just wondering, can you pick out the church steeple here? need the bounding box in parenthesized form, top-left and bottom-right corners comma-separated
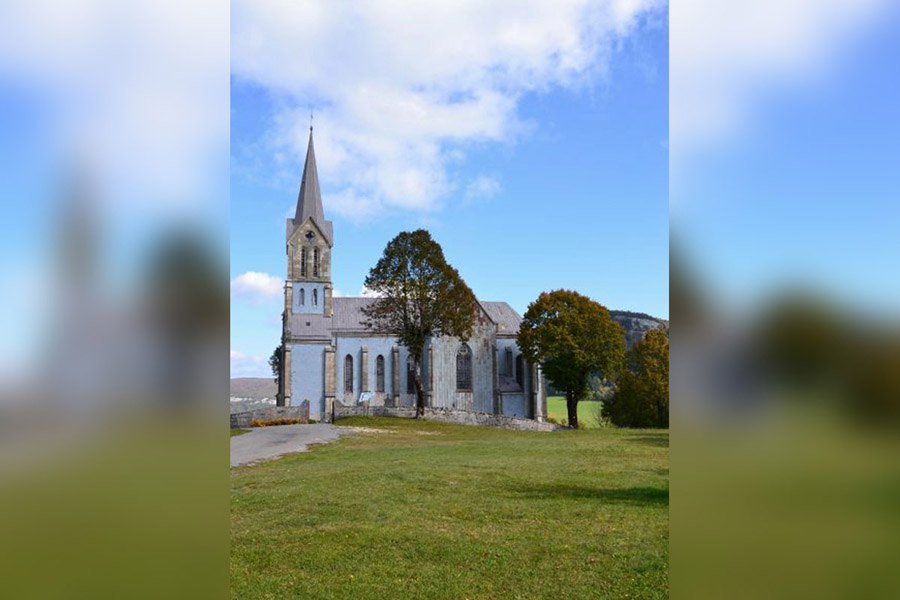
(291, 126, 333, 245)
(285, 124, 334, 321)
(295, 127, 323, 222)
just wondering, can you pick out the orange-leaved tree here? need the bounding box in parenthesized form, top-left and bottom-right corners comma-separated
(518, 290, 625, 428)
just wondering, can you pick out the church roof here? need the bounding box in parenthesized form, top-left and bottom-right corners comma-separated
(332, 297, 376, 331)
(287, 297, 523, 341)
(480, 301, 523, 336)
(288, 128, 333, 245)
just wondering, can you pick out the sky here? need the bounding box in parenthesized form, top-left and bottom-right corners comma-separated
(670, 0, 900, 316)
(1, 1, 894, 381)
(230, 1, 670, 377)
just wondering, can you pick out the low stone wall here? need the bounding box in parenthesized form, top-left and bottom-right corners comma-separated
(331, 403, 559, 432)
(230, 406, 307, 429)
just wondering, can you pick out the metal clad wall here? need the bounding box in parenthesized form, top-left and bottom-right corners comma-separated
(430, 314, 495, 413)
(290, 343, 326, 419)
(335, 336, 399, 405)
(292, 282, 327, 315)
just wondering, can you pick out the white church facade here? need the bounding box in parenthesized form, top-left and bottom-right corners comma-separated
(279, 128, 547, 423)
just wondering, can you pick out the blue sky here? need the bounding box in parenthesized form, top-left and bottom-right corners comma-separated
(230, 3, 668, 376)
(671, 1, 900, 316)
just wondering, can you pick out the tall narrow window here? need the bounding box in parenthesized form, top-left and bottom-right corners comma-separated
(313, 289, 318, 306)
(344, 354, 353, 394)
(376, 355, 385, 393)
(313, 247, 320, 277)
(406, 355, 416, 393)
(299, 288, 305, 306)
(300, 248, 307, 277)
(515, 355, 524, 388)
(456, 343, 472, 391)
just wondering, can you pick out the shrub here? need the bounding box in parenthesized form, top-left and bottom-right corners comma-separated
(250, 418, 308, 427)
(603, 329, 668, 428)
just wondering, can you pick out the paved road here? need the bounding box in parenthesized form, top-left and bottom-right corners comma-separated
(230, 424, 349, 467)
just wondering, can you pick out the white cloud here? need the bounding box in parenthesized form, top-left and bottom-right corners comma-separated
(464, 175, 502, 202)
(232, 0, 665, 218)
(231, 271, 283, 302)
(671, 0, 892, 158)
(359, 286, 384, 298)
(0, 0, 229, 215)
(230, 349, 268, 377)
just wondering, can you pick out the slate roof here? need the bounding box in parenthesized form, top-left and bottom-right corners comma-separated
(286, 297, 376, 340)
(286, 313, 333, 340)
(332, 297, 376, 331)
(480, 301, 523, 336)
(286, 298, 524, 340)
(287, 128, 333, 245)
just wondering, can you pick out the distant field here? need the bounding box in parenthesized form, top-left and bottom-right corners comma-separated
(231, 416, 668, 599)
(547, 396, 603, 428)
(230, 377, 276, 399)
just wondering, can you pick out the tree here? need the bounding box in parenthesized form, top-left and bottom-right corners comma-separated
(518, 290, 625, 428)
(269, 343, 283, 405)
(362, 230, 477, 417)
(603, 328, 669, 427)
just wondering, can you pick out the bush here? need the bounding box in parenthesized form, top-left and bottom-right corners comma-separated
(250, 418, 308, 427)
(603, 329, 668, 428)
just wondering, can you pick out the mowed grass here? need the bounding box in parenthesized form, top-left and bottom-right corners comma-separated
(230, 429, 250, 437)
(231, 417, 668, 599)
(547, 396, 603, 428)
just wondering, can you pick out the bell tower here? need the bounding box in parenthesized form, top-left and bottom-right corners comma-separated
(280, 126, 334, 406)
(285, 126, 334, 317)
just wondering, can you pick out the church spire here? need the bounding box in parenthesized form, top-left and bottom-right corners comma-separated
(294, 126, 325, 226)
(290, 125, 332, 245)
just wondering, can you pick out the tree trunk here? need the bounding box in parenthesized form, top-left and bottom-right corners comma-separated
(413, 359, 426, 419)
(566, 391, 579, 429)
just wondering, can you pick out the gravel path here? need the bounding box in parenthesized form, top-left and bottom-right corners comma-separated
(230, 424, 351, 467)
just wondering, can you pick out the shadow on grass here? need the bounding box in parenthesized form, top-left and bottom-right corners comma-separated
(625, 433, 669, 448)
(511, 484, 669, 506)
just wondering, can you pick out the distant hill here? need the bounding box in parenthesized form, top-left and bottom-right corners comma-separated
(609, 310, 669, 349)
(231, 377, 277, 399)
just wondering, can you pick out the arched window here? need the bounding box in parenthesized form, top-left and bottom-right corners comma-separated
(406, 355, 416, 393)
(456, 343, 472, 391)
(299, 288, 305, 306)
(313, 247, 320, 277)
(300, 248, 308, 277)
(515, 355, 524, 388)
(313, 289, 318, 306)
(344, 354, 353, 394)
(376, 355, 385, 393)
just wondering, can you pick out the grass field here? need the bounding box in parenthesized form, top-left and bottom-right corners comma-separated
(547, 396, 603, 427)
(230, 429, 250, 437)
(231, 417, 668, 599)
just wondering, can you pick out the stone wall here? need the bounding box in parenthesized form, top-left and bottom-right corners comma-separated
(330, 403, 559, 432)
(230, 406, 309, 429)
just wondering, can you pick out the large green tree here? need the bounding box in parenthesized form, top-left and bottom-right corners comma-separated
(362, 230, 476, 417)
(603, 328, 669, 427)
(518, 290, 625, 428)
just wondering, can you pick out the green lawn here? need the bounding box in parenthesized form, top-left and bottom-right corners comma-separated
(547, 396, 603, 428)
(230, 429, 250, 437)
(231, 417, 668, 599)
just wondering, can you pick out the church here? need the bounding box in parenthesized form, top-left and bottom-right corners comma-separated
(279, 128, 547, 423)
